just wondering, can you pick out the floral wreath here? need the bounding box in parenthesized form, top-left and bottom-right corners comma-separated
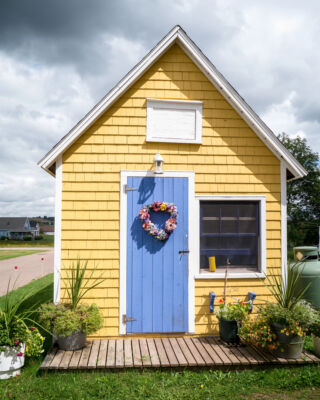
(138, 201, 178, 241)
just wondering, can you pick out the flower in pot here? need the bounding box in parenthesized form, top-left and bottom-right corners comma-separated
(216, 300, 250, 344)
(38, 259, 104, 351)
(239, 263, 315, 359)
(239, 301, 315, 358)
(0, 281, 45, 379)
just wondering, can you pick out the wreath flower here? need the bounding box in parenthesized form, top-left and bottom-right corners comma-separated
(138, 202, 178, 241)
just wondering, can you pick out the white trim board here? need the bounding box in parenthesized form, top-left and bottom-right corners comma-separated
(53, 157, 62, 303)
(38, 25, 306, 180)
(281, 161, 288, 283)
(194, 195, 266, 280)
(119, 170, 196, 335)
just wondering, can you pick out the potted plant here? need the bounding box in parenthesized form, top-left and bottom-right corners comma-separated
(239, 263, 315, 359)
(216, 300, 250, 344)
(38, 259, 104, 351)
(0, 281, 45, 379)
(240, 301, 315, 358)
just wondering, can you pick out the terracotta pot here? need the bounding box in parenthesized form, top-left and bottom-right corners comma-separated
(57, 330, 86, 351)
(219, 318, 240, 344)
(0, 344, 25, 380)
(271, 322, 304, 359)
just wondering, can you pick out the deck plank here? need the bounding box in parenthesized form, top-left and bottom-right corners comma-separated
(139, 339, 152, 366)
(115, 339, 124, 368)
(191, 337, 214, 365)
(59, 350, 73, 369)
(236, 346, 259, 365)
(97, 340, 108, 368)
(106, 339, 116, 368)
(40, 347, 58, 370)
(303, 351, 319, 363)
(124, 339, 133, 367)
(197, 337, 224, 365)
(183, 338, 205, 365)
(78, 342, 93, 369)
(162, 338, 179, 366)
(132, 339, 143, 367)
(243, 345, 267, 364)
(88, 340, 100, 368)
(154, 338, 170, 367)
(176, 338, 197, 366)
(49, 349, 65, 370)
(146, 338, 161, 367)
(212, 338, 240, 364)
(170, 338, 188, 366)
(69, 348, 83, 369)
(227, 346, 251, 365)
(205, 337, 232, 365)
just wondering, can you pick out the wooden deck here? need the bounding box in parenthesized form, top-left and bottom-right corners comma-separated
(40, 337, 320, 371)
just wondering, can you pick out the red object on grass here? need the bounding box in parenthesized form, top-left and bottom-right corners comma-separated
(14, 266, 18, 270)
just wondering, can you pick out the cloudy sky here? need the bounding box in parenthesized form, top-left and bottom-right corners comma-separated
(0, 0, 319, 217)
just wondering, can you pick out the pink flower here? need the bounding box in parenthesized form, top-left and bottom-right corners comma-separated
(152, 201, 161, 212)
(17, 352, 23, 357)
(41, 257, 44, 261)
(165, 218, 177, 232)
(14, 266, 18, 270)
(138, 210, 150, 221)
(15, 340, 20, 345)
(142, 221, 152, 231)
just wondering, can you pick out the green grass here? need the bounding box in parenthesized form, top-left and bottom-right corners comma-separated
(1, 363, 320, 399)
(0, 235, 54, 247)
(0, 249, 46, 261)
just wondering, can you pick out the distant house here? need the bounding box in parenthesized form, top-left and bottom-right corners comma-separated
(29, 220, 40, 237)
(0, 217, 36, 240)
(41, 225, 54, 236)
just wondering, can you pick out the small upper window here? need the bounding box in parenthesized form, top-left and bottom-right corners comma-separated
(146, 99, 202, 144)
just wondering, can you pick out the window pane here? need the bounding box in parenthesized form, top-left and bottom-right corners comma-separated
(220, 204, 237, 233)
(201, 203, 219, 233)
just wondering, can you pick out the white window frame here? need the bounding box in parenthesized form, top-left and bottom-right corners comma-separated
(146, 98, 202, 144)
(193, 195, 266, 279)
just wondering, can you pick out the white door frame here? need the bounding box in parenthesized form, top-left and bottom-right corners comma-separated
(119, 170, 196, 335)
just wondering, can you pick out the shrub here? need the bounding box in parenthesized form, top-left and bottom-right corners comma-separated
(215, 300, 250, 322)
(38, 303, 103, 337)
(23, 236, 32, 241)
(0, 236, 7, 240)
(35, 235, 43, 240)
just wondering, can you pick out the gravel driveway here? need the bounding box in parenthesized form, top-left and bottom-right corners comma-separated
(0, 249, 54, 295)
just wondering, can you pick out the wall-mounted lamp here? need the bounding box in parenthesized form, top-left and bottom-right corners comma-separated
(153, 151, 164, 174)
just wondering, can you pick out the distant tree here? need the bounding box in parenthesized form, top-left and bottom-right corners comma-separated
(278, 133, 320, 248)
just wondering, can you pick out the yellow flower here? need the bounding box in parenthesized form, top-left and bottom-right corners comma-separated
(200, 385, 204, 389)
(160, 204, 166, 211)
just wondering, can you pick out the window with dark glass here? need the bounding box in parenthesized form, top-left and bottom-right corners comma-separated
(200, 201, 260, 270)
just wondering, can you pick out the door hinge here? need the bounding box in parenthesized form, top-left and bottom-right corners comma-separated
(122, 314, 136, 324)
(124, 184, 138, 193)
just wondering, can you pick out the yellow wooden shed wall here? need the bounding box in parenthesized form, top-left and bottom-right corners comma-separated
(60, 44, 281, 338)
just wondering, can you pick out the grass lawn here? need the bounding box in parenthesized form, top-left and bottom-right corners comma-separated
(0, 249, 47, 261)
(0, 235, 54, 248)
(1, 363, 320, 399)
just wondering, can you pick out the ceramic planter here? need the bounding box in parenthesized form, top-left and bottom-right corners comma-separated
(271, 322, 304, 359)
(313, 335, 320, 358)
(219, 318, 240, 344)
(0, 344, 25, 380)
(57, 330, 86, 351)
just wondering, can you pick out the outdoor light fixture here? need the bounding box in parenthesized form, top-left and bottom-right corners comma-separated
(153, 152, 164, 174)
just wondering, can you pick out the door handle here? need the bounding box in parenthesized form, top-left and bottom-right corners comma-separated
(179, 250, 190, 255)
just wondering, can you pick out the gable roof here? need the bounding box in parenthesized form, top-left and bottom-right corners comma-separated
(0, 217, 29, 232)
(38, 25, 307, 180)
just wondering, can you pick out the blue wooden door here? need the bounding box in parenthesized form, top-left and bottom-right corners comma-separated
(126, 176, 189, 333)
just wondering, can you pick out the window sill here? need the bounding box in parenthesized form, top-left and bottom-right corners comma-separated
(195, 268, 265, 279)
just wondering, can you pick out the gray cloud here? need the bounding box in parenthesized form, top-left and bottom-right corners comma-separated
(0, 0, 319, 216)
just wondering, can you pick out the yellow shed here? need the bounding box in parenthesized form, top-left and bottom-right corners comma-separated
(39, 26, 306, 339)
